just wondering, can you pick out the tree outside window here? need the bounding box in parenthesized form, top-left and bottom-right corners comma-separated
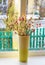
(3, 0, 6, 4)
(0, 0, 8, 15)
(0, 0, 2, 4)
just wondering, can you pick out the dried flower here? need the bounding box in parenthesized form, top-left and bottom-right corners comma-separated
(5, 16, 35, 36)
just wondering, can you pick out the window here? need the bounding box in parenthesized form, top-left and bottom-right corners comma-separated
(26, 0, 40, 19)
(3, 0, 6, 4)
(26, 0, 39, 14)
(0, 31, 12, 51)
(0, 0, 2, 4)
(0, 0, 8, 15)
(0, 31, 12, 50)
(0, 0, 13, 51)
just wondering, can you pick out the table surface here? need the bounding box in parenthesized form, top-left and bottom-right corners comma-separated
(0, 56, 45, 65)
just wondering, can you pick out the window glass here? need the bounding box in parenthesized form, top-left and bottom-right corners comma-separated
(0, 6, 3, 15)
(26, 0, 39, 14)
(0, 0, 8, 15)
(3, 0, 6, 5)
(26, 0, 40, 19)
(0, 0, 2, 4)
(2, 6, 7, 15)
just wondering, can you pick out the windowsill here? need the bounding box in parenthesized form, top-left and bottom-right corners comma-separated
(0, 51, 45, 58)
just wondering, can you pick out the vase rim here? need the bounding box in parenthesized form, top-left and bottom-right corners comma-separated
(19, 35, 29, 36)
